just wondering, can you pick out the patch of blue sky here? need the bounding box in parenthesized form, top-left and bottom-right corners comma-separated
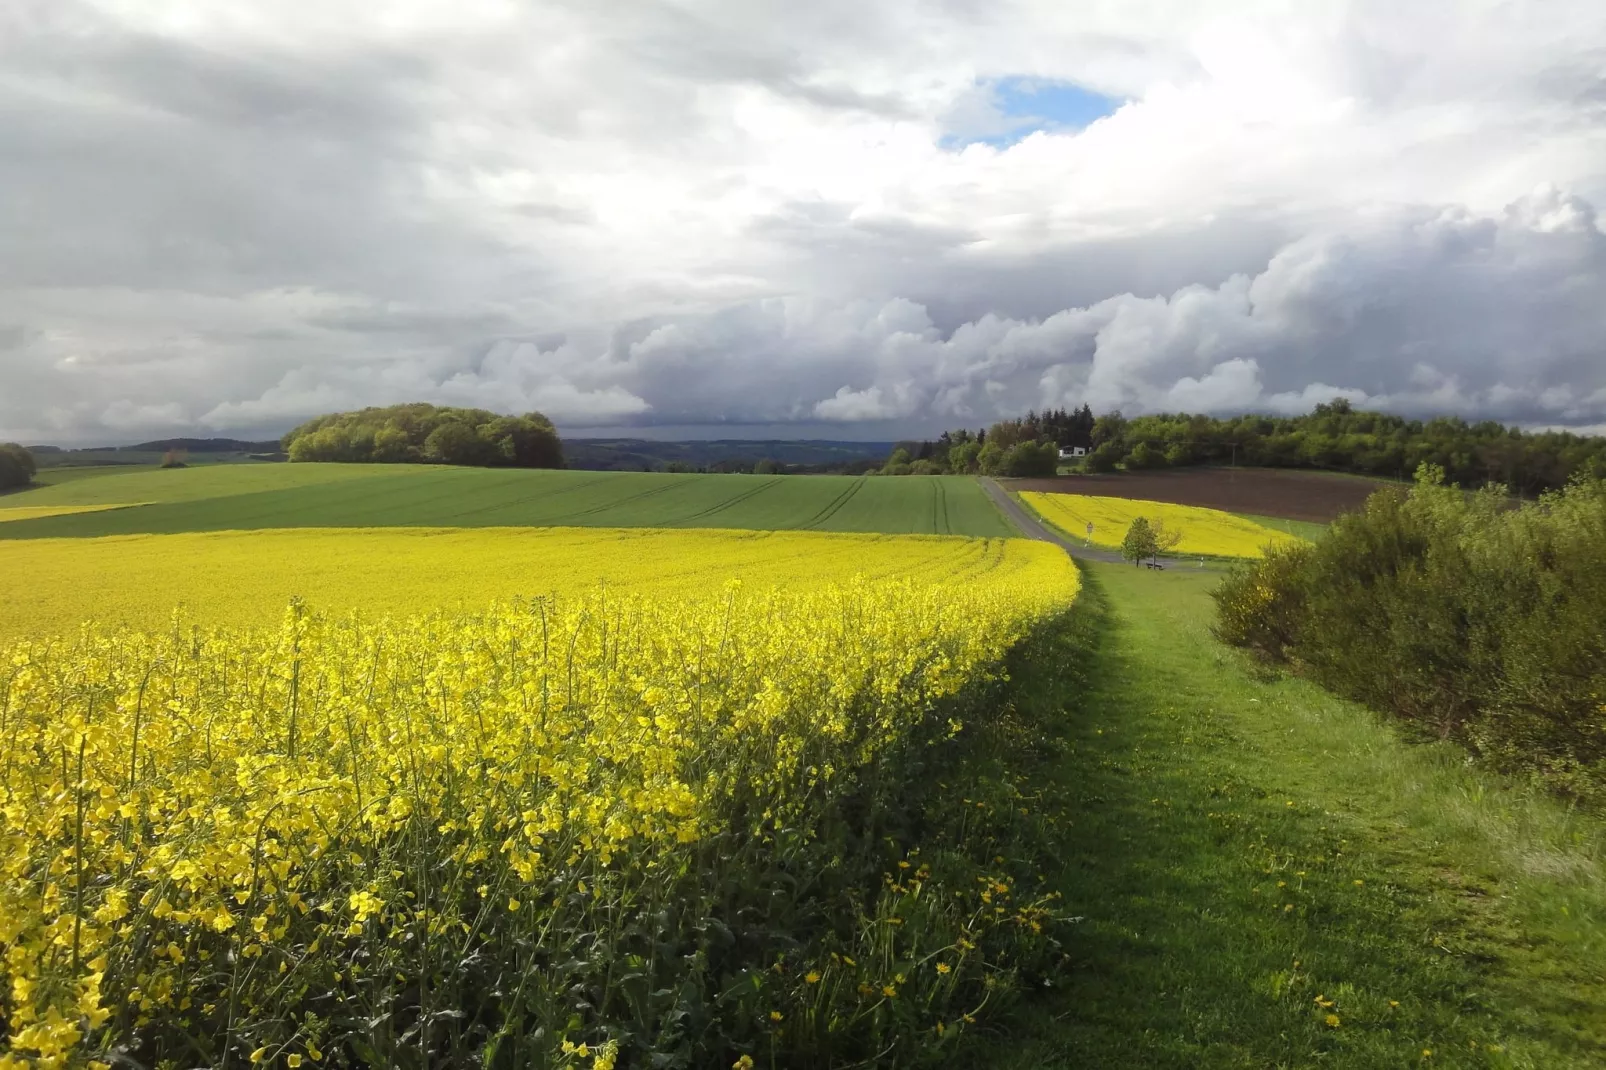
(943, 76, 1122, 150)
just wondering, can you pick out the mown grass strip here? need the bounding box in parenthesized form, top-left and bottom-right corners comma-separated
(986, 563, 1605, 1068)
(1227, 511, 1330, 542)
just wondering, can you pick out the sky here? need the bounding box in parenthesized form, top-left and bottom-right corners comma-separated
(2, 0, 1604, 445)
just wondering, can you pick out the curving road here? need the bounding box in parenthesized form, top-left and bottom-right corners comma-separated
(979, 477, 1127, 564)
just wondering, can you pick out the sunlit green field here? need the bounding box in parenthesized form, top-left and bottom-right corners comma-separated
(0, 464, 1013, 538)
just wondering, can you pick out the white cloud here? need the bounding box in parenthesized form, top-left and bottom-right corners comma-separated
(1, 0, 1605, 443)
(101, 400, 188, 431)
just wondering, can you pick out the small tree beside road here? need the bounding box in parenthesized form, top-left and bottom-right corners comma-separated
(1121, 517, 1158, 565)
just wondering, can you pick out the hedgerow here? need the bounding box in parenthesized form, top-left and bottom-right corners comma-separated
(1213, 466, 1606, 803)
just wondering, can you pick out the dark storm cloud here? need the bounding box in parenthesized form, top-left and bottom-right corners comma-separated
(0, 0, 1604, 444)
(0, 5, 526, 307)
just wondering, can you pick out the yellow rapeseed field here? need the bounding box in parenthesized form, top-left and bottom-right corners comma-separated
(1021, 491, 1307, 558)
(0, 527, 1078, 1067)
(0, 526, 1046, 639)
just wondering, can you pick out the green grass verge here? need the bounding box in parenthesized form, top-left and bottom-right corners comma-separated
(984, 562, 1606, 1068)
(0, 464, 1016, 538)
(1230, 512, 1330, 541)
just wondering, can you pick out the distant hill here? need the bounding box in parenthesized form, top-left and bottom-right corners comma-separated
(565, 438, 894, 472)
(28, 440, 285, 469)
(19, 437, 892, 473)
(128, 437, 283, 453)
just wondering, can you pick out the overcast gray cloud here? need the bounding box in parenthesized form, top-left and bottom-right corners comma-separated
(1, 0, 1604, 444)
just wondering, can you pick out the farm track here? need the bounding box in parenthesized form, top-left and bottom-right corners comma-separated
(981, 478, 1126, 564)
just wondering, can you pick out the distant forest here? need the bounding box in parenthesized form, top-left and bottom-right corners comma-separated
(282, 404, 563, 468)
(563, 438, 891, 474)
(892, 400, 1606, 493)
(13, 400, 1603, 490)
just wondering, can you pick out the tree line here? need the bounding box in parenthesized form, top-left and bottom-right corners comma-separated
(0, 443, 36, 490)
(876, 406, 1098, 478)
(282, 404, 564, 468)
(882, 399, 1605, 493)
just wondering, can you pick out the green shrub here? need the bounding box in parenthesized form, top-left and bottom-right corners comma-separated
(1122, 442, 1166, 470)
(1213, 466, 1606, 802)
(0, 443, 37, 489)
(1001, 441, 1059, 477)
(1082, 443, 1121, 473)
(1211, 541, 1313, 660)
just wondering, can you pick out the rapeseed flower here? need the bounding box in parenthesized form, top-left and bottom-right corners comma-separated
(0, 548, 1078, 1066)
(1021, 492, 1305, 558)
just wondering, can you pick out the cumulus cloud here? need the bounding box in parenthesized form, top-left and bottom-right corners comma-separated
(788, 188, 1606, 427)
(1, 0, 1604, 443)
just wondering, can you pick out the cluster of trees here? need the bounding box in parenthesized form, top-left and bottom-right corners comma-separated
(881, 409, 1097, 478)
(282, 404, 563, 468)
(0, 443, 36, 490)
(876, 400, 1605, 494)
(876, 406, 1092, 477)
(1214, 467, 1606, 804)
(1079, 400, 1606, 493)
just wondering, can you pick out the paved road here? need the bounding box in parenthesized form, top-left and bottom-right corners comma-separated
(979, 477, 1127, 564)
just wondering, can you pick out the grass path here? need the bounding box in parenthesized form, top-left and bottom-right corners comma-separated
(985, 562, 1606, 1068)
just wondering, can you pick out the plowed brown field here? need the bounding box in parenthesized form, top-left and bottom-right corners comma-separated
(1003, 467, 1392, 522)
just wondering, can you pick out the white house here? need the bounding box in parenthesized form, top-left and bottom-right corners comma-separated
(1058, 446, 1088, 460)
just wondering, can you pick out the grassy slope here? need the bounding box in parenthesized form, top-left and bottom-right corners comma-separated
(986, 563, 1605, 1069)
(11, 462, 401, 505)
(0, 464, 1015, 538)
(1230, 512, 1330, 542)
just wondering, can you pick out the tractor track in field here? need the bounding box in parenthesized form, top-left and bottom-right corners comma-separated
(557, 478, 689, 521)
(801, 477, 865, 530)
(438, 473, 628, 521)
(673, 477, 785, 524)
